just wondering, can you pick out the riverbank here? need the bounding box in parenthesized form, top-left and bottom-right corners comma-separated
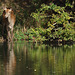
(0, 36, 74, 46)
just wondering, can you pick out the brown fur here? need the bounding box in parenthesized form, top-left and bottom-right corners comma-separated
(2, 8, 16, 42)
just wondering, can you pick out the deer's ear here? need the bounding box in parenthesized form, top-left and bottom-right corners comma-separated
(9, 8, 12, 12)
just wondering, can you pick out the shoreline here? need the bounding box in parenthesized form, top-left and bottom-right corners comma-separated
(0, 37, 75, 46)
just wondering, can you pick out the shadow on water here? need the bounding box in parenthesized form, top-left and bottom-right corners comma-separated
(0, 41, 75, 75)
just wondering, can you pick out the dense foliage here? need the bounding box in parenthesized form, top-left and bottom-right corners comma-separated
(30, 3, 75, 41)
(0, 0, 75, 42)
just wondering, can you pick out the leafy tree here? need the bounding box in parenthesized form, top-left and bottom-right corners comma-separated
(31, 3, 75, 41)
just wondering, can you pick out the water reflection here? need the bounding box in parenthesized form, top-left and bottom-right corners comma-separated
(0, 42, 75, 75)
(0, 42, 16, 75)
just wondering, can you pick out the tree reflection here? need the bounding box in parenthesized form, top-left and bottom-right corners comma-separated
(14, 42, 75, 75)
(0, 42, 75, 75)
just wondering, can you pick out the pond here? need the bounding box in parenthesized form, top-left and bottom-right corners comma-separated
(0, 41, 75, 75)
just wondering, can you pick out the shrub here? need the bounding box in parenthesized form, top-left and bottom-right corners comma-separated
(31, 3, 75, 41)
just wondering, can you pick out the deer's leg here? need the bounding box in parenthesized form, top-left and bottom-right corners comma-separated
(7, 26, 11, 42)
(11, 27, 13, 42)
(2, 24, 6, 41)
(8, 31, 11, 42)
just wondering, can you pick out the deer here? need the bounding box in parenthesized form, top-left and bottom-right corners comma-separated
(2, 7, 16, 42)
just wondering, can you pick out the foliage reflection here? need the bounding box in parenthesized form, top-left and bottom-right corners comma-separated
(0, 42, 75, 75)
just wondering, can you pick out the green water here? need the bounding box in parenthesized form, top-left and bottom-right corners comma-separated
(0, 42, 75, 75)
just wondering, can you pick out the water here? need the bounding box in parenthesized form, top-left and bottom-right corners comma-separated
(0, 41, 75, 75)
